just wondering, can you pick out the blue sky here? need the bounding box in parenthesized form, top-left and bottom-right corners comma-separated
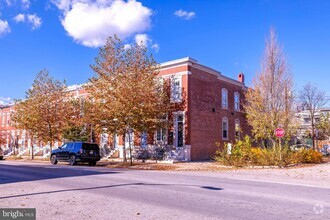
(0, 0, 329, 104)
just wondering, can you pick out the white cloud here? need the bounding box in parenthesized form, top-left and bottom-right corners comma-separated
(174, 9, 195, 20)
(52, 0, 153, 48)
(124, 44, 132, 50)
(21, 0, 30, 9)
(13, 13, 42, 30)
(4, 0, 30, 9)
(0, 97, 12, 105)
(14, 13, 25, 23)
(134, 33, 159, 52)
(151, 43, 160, 52)
(135, 33, 150, 47)
(27, 14, 42, 30)
(5, 0, 12, 7)
(0, 19, 11, 36)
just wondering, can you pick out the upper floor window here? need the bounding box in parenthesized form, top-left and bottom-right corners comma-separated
(1, 114, 4, 127)
(7, 113, 10, 126)
(171, 76, 182, 102)
(234, 92, 240, 111)
(222, 117, 228, 140)
(222, 88, 228, 109)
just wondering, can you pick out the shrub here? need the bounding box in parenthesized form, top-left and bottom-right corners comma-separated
(214, 136, 323, 167)
(301, 149, 323, 163)
(214, 136, 253, 166)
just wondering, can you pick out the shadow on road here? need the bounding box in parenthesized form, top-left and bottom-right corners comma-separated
(201, 186, 223, 190)
(0, 182, 223, 200)
(0, 163, 120, 185)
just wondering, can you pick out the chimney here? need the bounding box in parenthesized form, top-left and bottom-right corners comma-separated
(238, 73, 245, 83)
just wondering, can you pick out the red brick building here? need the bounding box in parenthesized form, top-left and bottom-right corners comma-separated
(158, 57, 248, 160)
(0, 57, 249, 161)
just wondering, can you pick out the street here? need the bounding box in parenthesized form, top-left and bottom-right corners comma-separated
(0, 161, 329, 220)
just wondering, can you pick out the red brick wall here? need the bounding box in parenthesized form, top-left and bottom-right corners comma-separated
(159, 66, 191, 146)
(188, 66, 249, 160)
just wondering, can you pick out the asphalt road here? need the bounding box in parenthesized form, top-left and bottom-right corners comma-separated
(0, 161, 329, 220)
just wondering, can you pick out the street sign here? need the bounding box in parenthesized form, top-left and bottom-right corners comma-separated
(275, 128, 285, 138)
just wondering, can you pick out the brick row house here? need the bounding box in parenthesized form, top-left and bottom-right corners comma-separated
(158, 57, 248, 160)
(0, 57, 249, 161)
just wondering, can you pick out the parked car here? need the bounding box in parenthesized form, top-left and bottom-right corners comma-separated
(320, 144, 330, 156)
(50, 142, 101, 166)
(0, 147, 3, 160)
(289, 144, 312, 151)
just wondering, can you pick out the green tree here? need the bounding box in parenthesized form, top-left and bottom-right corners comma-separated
(244, 28, 296, 147)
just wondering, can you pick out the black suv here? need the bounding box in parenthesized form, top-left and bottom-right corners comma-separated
(0, 147, 3, 160)
(50, 142, 101, 166)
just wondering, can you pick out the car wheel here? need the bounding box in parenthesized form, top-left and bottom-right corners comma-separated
(50, 155, 58, 165)
(69, 155, 76, 166)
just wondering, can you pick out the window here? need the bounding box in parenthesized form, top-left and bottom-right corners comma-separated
(60, 143, 68, 149)
(171, 77, 182, 102)
(175, 114, 184, 148)
(156, 127, 167, 143)
(222, 88, 228, 109)
(1, 114, 4, 127)
(66, 143, 74, 150)
(303, 117, 311, 123)
(141, 132, 148, 148)
(234, 92, 240, 111)
(222, 117, 228, 140)
(113, 132, 118, 149)
(235, 119, 240, 140)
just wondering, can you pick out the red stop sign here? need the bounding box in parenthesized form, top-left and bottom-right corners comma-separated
(275, 128, 285, 137)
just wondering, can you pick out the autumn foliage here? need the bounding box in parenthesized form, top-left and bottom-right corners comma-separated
(244, 28, 296, 146)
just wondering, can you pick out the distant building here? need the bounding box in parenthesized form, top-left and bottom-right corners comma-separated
(294, 107, 330, 146)
(0, 57, 250, 161)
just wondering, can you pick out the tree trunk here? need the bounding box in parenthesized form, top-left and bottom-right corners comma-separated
(31, 135, 34, 160)
(122, 132, 127, 163)
(50, 140, 53, 156)
(128, 129, 133, 166)
(311, 118, 315, 151)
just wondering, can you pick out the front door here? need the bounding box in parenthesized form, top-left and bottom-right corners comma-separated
(174, 114, 184, 149)
(125, 131, 134, 149)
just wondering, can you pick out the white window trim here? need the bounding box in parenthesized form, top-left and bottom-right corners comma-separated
(222, 88, 228, 109)
(222, 117, 229, 140)
(234, 92, 240, 111)
(155, 127, 167, 143)
(171, 76, 182, 103)
(173, 111, 185, 149)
